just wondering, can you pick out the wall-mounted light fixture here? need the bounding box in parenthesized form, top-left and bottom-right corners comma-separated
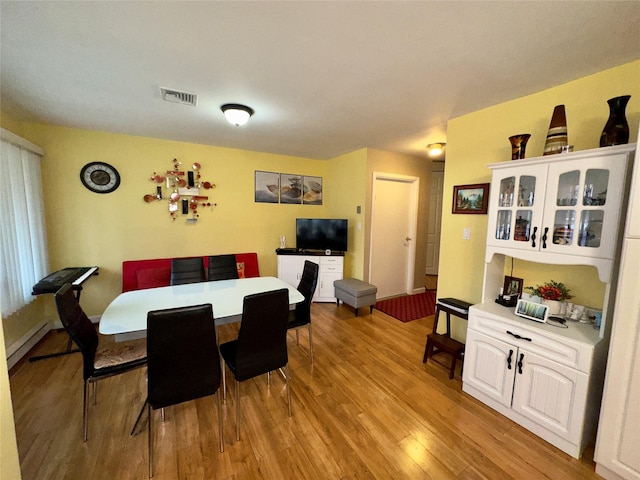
(221, 104, 254, 126)
(427, 142, 446, 157)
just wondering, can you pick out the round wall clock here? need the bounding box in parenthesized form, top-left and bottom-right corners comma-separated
(80, 162, 121, 194)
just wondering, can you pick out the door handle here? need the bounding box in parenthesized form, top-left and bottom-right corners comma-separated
(542, 227, 549, 249)
(507, 349, 514, 370)
(517, 353, 524, 374)
(531, 226, 538, 248)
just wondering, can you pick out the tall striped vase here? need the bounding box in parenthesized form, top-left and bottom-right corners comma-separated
(543, 104, 568, 156)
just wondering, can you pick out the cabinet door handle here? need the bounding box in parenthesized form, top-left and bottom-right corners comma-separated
(531, 226, 538, 248)
(507, 349, 514, 370)
(542, 227, 549, 249)
(506, 330, 532, 342)
(517, 353, 524, 374)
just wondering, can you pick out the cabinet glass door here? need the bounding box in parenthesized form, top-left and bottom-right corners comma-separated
(487, 169, 545, 251)
(544, 155, 627, 259)
(578, 169, 608, 248)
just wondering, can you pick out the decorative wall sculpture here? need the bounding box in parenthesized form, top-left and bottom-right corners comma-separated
(144, 158, 216, 222)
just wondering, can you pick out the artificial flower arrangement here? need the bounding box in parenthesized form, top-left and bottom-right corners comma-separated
(525, 280, 573, 301)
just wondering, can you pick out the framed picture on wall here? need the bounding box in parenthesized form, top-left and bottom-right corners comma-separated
(452, 183, 489, 214)
(280, 173, 303, 204)
(302, 176, 323, 205)
(254, 171, 279, 203)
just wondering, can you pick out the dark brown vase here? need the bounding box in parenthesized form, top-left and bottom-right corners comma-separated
(600, 95, 630, 147)
(509, 134, 531, 160)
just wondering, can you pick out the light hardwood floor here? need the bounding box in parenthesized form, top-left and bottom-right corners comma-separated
(9, 302, 601, 480)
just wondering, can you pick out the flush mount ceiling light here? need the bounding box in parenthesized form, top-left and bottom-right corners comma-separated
(427, 142, 446, 157)
(221, 104, 254, 126)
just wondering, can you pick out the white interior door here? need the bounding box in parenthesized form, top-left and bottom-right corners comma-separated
(369, 172, 418, 299)
(426, 171, 443, 275)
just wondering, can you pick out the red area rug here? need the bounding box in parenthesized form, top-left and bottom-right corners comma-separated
(374, 291, 437, 323)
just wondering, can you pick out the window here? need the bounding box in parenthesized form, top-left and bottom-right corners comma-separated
(0, 130, 49, 317)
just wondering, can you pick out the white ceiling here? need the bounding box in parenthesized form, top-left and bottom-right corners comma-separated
(1, 1, 639, 160)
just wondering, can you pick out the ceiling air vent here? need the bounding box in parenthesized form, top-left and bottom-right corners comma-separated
(160, 87, 197, 106)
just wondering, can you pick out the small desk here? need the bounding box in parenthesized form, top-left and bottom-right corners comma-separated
(99, 276, 304, 341)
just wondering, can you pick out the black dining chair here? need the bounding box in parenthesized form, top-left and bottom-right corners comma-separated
(54, 283, 147, 442)
(287, 260, 319, 362)
(207, 254, 239, 281)
(219, 288, 291, 440)
(170, 257, 206, 285)
(145, 303, 223, 478)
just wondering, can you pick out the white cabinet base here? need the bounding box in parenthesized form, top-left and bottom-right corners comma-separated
(277, 254, 344, 302)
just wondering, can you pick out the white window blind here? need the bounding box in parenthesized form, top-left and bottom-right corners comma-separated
(0, 130, 49, 316)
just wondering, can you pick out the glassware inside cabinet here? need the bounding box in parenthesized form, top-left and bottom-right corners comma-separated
(495, 210, 512, 240)
(583, 169, 609, 206)
(499, 177, 515, 207)
(514, 211, 532, 242)
(517, 176, 536, 206)
(578, 210, 604, 247)
(552, 210, 576, 245)
(557, 170, 580, 206)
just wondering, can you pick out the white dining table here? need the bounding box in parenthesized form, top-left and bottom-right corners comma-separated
(99, 276, 304, 341)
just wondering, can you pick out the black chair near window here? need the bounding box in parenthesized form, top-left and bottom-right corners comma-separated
(54, 283, 147, 442)
(207, 254, 239, 281)
(287, 260, 319, 362)
(219, 288, 291, 440)
(170, 257, 206, 286)
(145, 303, 223, 478)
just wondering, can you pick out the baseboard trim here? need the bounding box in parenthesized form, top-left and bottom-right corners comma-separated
(6, 320, 51, 370)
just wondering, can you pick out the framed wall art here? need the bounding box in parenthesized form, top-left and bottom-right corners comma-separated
(254, 171, 279, 203)
(452, 183, 489, 214)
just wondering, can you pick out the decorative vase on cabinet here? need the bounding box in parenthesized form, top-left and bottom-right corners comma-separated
(600, 95, 630, 147)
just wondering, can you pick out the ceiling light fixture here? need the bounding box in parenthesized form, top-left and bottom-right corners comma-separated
(427, 142, 446, 157)
(221, 103, 254, 126)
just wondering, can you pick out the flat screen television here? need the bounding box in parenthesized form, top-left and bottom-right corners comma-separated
(296, 218, 348, 253)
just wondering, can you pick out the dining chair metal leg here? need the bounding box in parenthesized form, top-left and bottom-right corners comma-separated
(222, 364, 227, 403)
(131, 398, 148, 435)
(235, 380, 241, 441)
(285, 364, 292, 417)
(148, 404, 153, 478)
(267, 371, 271, 386)
(92, 381, 98, 405)
(216, 392, 224, 452)
(83, 380, 89, 442)
(307, 324, 314, 363)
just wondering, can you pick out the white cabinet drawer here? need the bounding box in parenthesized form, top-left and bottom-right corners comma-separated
(319, 256, 343, 272)
(320, 256, 343, 266)
(469, 306, 594, 373)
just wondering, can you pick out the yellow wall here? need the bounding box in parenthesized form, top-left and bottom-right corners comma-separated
(18, 124, 332, 318)
(0, 313, 21, 480)
(326, 149, 369, 278)
(365, 148, 434, 290)
(439, 60, 640, 338)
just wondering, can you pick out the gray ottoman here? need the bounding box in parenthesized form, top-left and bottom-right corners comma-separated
(334, 278, 377, 317)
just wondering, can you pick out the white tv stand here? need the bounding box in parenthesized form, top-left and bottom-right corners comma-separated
(276, 251, 344, 302)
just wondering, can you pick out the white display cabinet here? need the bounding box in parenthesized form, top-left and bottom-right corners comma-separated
(464, 144, 636, 459)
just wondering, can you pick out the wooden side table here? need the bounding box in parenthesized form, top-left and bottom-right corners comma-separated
(422, 298, 471, 379)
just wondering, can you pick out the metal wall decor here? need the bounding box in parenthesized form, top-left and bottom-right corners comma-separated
(144, 158, 217, 222)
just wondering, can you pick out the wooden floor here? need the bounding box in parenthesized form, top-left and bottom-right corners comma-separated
(9, 302, 602, 480)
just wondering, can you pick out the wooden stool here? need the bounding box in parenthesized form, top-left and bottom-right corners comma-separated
(422, 298, 471, 379)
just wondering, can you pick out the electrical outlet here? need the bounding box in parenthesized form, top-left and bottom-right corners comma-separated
(463, 228, 471, 240)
